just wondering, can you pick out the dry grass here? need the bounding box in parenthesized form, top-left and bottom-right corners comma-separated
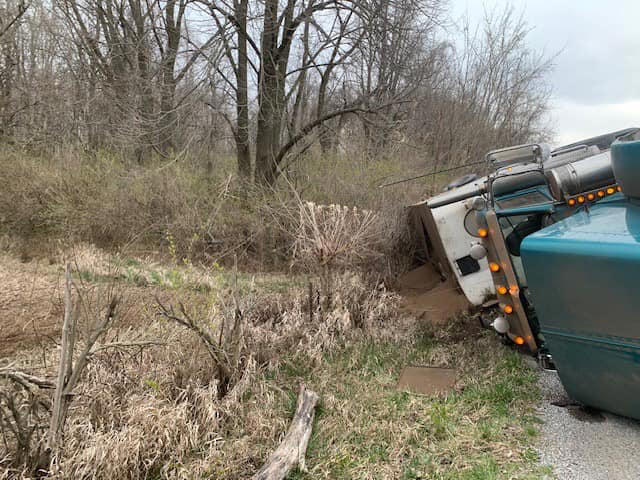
(1, 274, 549, 479)
(0, 251, 412, 479)
(256, 316, 550, 480)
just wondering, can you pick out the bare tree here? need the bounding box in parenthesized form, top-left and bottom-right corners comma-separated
(0, 0, 28, 39)
(0, 0, 552, 180)
(348, 0, 445, 156)
(404, 5, 553, 176)
(0, 0, 28, 140)
(202, 0, 445, 184)
(55, 0, 212, 158)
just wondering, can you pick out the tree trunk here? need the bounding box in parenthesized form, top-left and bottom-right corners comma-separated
(254, 0, 297, 186)
(235, 0, 251, 179)
(130, 0, 153, 162)
(254, 0, 281, 186)
(159, 0, 181, 155)
(255, 100, 282, 186)
(159, 73, 177, 154)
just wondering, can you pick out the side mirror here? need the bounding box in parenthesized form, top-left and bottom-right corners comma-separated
(487, 143, 550, 171)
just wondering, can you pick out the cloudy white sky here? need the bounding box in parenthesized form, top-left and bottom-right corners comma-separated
(452, 0, 640, 148)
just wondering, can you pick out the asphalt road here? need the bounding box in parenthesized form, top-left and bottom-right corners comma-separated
(536, 369, 640, 480)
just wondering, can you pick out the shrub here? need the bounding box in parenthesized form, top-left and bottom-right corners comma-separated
(0, 146, 418, 274)
(0, 148, 274, 267)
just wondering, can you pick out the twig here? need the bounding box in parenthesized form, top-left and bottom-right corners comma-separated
(155, 298, 232, 380)
(89, 341, 166, 354)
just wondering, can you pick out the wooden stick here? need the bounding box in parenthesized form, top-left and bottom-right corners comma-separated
(252, 385, 320, 480)
(46, 264, 119, 460)
(47, 263, 75, 453)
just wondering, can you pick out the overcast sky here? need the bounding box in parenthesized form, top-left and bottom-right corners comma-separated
(451, 0, 640, 147)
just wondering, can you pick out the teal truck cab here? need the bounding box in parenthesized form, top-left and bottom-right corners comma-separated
(519, 134, 640, 419)
(476, 140, 623, 354)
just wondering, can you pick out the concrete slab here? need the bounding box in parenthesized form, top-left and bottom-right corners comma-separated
(397, 366, 457, 396)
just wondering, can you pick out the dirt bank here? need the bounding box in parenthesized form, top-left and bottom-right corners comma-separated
(0, 256, 63, 357)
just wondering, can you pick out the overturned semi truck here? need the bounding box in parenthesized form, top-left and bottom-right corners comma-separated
(410, 127, 638, 350)
(410, 127, 640, 419)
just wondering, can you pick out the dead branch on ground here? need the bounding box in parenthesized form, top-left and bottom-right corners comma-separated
(252, 385, 320, 480)
(0, 366, 54, 390)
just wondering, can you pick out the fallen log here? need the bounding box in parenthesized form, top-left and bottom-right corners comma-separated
(252, 385, 320, 480)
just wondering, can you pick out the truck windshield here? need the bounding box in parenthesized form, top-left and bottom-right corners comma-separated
(496, 190, 550, 210)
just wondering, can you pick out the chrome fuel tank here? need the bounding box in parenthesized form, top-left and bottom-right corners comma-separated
(545, 151, 614, 201)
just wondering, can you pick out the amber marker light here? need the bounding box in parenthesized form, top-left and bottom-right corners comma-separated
(515, 336, 525, 345)
(607, 187, 615, 195)
(577, 196, 585, 204)
(587, 193, 595, 201)
(478, 228, 488, 238)
(597, 190, 605, 198)
(509, 285, 519, 295)
(489, 263, 500, 272)
(568, 198, 576, 206)
(503, 305, 514, 314)
(497, 286, 508, 295)
(617, 185, 623, 192)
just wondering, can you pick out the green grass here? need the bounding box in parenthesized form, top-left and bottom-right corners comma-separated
(265, 322, 549, 480)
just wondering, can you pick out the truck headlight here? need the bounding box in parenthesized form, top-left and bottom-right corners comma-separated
(469, 243, 487, 260)
(471, 196, 487, 211)
(492, 316, 510, 334)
